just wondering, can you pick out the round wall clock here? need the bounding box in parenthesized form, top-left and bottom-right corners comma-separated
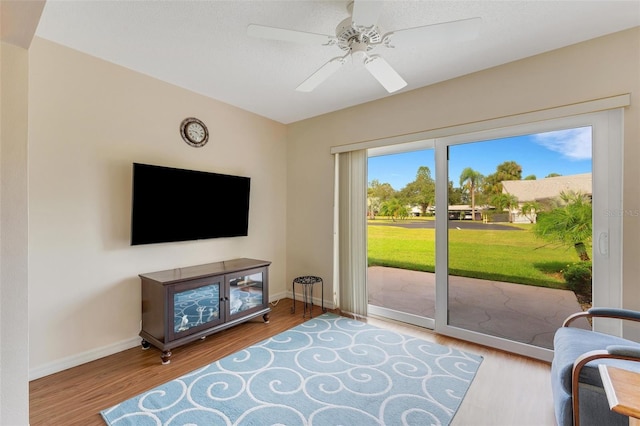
(180, 117, 209, 147)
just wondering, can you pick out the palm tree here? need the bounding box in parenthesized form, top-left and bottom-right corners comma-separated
(520, 200, 541, 223)
(533, 191, 592, 261)
(459, 168, 483, 221)
(491, 193, 519, 222)
(379, 198, 408, 222)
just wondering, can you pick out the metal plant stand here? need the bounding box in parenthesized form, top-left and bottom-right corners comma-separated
(291, 276, 325, 318)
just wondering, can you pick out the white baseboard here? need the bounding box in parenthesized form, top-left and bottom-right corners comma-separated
(29, 336, 140, 381)
(269, 291, 287, 303)
(270, 291, 334, 309)
(285, 291, 334, 310)
(31, 294, 333, 381)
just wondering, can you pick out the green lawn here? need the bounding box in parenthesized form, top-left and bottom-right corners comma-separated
(368, 221, 582, 290)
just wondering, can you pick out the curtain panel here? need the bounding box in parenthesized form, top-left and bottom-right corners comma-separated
(334, 150, 368, 317)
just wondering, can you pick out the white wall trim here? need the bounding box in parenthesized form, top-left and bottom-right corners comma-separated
(269, 290, 287, 303)
(29, 337, 140, 380)
(330, 93, 630, 154)
(284, 290, 335, 310)
(30, 291, 302, 380)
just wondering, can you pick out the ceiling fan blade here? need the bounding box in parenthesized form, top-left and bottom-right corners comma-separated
(386, 17, 482, 46)
(247, 24, 334, 45)
(351, 0, 384, 28)
(364, 55, 407, 93)
(296, 56, 346, 92)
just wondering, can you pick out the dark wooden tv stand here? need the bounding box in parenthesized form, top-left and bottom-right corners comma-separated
(139, 258, 271, 364)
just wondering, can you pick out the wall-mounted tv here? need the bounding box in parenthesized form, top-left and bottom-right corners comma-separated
(131, 163, 250, 245)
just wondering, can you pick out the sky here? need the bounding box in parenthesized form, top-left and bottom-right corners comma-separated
(368, 127, 592, 190)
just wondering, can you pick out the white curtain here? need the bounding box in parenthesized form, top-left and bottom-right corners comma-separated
(334, 150, 368, 317)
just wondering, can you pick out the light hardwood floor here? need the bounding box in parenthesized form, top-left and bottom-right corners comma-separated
(29, 298, 557, 425)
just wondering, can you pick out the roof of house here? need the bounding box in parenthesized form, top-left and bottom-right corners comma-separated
(501, 173, 592, 202)
(448, 205, 476, 211)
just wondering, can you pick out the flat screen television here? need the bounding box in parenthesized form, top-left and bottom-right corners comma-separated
(131, 163, 250, 245)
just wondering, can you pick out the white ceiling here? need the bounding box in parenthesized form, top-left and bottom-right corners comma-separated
(35, 0, 640, 124)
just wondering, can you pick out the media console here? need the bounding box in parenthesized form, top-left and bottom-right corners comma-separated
(139, 258, 271, 364)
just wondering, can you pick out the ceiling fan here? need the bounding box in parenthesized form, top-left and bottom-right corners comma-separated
(247, 1, 481, 93)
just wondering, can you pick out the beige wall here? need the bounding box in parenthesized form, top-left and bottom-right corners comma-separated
(28, 37, 288, 377)
(287, 28, 640, 333)
(22, 24, 640, 379)
(1, 40, 30, 426)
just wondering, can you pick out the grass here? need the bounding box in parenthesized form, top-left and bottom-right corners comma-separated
(368, 221, 584, 290)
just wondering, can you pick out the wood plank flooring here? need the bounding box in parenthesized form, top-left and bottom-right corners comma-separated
(29, 299, 556, 425)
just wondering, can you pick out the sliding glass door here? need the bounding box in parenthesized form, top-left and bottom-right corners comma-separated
(367, 144, 435, 328)
(445, 128, 593, 351)
(435, 110, 623, 360)
(355, 108, 623, 361)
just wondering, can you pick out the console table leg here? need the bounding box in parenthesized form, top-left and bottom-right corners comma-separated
(161, 350, 172, 365)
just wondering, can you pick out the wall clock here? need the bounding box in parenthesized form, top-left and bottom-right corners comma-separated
(180, 117, 209, 147)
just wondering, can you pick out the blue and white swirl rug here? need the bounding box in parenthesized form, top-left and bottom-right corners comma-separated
(101, 313, 482, 425)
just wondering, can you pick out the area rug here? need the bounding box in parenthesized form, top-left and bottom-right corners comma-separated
(101, 313, 482, 426)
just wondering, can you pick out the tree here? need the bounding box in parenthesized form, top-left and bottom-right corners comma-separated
(367, 196, 381, 219)
(459, 168, 483, 221)
(368, 179, 395, 203)
(368, 180, 396, 219)
(533, 191, 592, 261)
(379, 198, 409, 222)
(483, 161, 523, 195)
(448, 180, 463, 205)
(491, 193, 519, 222)
(524, 174, 537, 180)
(520, 200, 542, 223)
(545, 173, 562, 178)
(399, 166, 435, 215)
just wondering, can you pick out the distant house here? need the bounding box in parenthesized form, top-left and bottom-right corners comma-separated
(501, 173, 592, 223)
(447, 205, 482, 220)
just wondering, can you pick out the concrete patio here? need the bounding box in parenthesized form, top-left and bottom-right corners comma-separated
(367, 266, 591, 349)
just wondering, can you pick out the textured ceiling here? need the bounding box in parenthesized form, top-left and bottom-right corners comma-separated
(35, 0, 640, 124)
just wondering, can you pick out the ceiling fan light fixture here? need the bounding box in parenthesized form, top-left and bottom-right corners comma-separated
(350, 40, 369, 63)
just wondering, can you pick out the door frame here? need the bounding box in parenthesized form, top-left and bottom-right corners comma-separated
(434, 109, 623, 361)
(367, 140, 436, 329)
(331, 94, 628, 361)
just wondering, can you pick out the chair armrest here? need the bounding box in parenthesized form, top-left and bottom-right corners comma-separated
(572, 348, 640, 426)
(563, 307, 640, 327)
(607, 345, 640, 359)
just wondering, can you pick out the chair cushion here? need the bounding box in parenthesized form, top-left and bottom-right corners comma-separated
(553, 327, 640, 394)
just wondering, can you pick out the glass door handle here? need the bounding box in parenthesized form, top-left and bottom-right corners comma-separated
(598, 232, 609, 257)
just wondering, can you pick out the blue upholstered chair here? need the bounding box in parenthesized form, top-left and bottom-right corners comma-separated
(552, 308, 640, 426)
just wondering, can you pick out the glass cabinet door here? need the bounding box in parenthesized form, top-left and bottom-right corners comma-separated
(169, 276, 224, 340)
(227, 267, 267, 319)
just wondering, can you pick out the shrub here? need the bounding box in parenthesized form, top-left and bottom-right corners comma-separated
(563, 261, 592, 295)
